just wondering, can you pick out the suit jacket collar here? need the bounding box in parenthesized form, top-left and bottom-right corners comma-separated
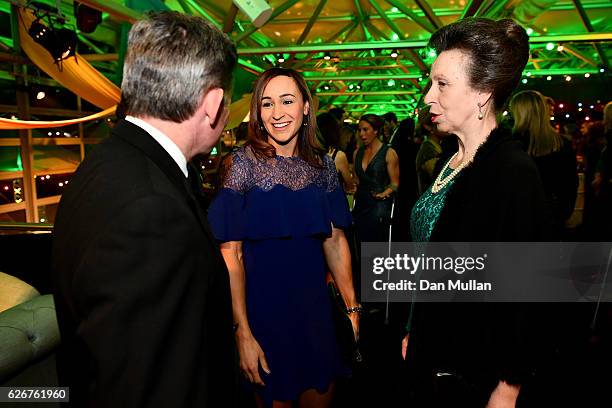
(112, 119, 214, 240)
(114, 119, 188, 192)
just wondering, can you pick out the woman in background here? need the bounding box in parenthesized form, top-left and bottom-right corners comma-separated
(592, 102, 612, 239)
(317, 112, 356, 194)
(352, 113, 400, 244)
(510, 90, 578, 237)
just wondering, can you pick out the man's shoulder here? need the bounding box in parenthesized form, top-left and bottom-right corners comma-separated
(63, 134, 180, 213)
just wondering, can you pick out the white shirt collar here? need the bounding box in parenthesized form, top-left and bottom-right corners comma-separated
(125, 115, 188, 177)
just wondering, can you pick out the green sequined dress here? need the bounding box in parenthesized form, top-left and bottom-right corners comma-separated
(410, 165, 455, 242)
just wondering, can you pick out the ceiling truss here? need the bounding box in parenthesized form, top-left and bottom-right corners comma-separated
(0, 0, 609, 119)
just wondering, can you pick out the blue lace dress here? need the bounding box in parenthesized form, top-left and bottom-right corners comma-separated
(208, 146, 352, 404)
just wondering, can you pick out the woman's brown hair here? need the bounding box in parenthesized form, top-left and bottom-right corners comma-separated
(248, 68, 323, 167)
(428, 17, 529, 113)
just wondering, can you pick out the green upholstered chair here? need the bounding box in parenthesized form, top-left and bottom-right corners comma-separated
(0, 293, 60, 387)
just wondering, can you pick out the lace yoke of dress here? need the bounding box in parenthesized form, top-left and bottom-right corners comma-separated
(221, 146, 338, 194)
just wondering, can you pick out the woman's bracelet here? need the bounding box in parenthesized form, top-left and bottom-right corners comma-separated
(346, 304, 364, 314)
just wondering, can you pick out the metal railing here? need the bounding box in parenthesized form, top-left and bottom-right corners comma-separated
(0, 222, 54, 233)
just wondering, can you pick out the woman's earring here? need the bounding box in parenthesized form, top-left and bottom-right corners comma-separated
(477, 103, 484, 120)
(303, 115, 308, 126)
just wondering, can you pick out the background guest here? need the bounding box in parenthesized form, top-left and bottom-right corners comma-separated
(318, 112, 356, 194)
(414, 112, 443, 195)
(352, 113, 400, 244)
(510, 90, 578, 238)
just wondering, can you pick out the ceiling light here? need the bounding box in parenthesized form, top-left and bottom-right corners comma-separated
(323, 52, 331, 60)
(36, 91, 46, 100)
(28, 19, 77, 68)
(390, 49, 398, 58)
(546, 43, 555, 51)
(74, 1, 102, 33)
(233, 0, 272, 28)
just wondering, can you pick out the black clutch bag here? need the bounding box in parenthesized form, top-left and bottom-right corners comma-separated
(328, 281, 362, 365)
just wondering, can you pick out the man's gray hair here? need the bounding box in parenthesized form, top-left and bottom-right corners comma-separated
(121, 11, 237, 123)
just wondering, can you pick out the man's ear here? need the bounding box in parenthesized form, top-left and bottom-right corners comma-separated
(202, 88, 225, 127)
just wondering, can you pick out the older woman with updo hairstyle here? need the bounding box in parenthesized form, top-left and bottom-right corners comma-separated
(352, 113, 400, 245)
(510, 90, 578, 236)
(401, 18, 553, 407)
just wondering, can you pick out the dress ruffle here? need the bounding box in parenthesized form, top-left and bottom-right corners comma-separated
(208, 184, 352, 242)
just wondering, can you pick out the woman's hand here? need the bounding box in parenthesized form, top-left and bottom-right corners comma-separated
(485, 381, 520, 408)
(401, 333, 410, 360)
(236, 332, 270, 386)
(345, 182, 357, 195)
(373, 190, 392, 200)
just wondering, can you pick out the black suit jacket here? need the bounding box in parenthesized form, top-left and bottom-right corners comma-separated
(52, 120, 236, 407)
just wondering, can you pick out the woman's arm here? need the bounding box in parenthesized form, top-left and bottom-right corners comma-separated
(374, 147, 400, 200)
(323, 227, 360, 339)
(219, 241, 270, 385)
(335, 150, 356, 194)
(486, 381, 521, 408)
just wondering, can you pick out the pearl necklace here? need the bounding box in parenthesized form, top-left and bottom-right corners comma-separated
(431, 152, 472, 194)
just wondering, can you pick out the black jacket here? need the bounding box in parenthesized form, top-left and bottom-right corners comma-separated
(431, 125, 553, 241)
(52, 120, 236, 407)
(515, 131, 578, 229)
(409, 126, 554, 396)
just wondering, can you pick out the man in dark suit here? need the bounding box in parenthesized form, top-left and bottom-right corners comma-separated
(52, 11, 237, 407)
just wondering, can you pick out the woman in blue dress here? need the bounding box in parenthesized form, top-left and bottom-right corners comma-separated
(208, 68, 359, 408)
